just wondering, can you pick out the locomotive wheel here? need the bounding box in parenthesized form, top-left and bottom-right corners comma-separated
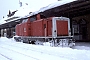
(31, 41, 35, 44)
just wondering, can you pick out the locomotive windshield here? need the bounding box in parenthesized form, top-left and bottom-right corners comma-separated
(22, 19, 28, 23)
(30, 16, 36, 22)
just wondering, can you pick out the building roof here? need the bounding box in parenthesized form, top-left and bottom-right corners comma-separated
(0, 5, 34, 25)
(27, 0, 77, 17)
(0, 0, 90, 29)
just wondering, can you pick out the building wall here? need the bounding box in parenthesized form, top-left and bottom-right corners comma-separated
(0, 27, 15, 38)
(72, 14, 90, 41)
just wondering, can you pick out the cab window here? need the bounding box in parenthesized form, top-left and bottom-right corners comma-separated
(30, 15, 36, 22)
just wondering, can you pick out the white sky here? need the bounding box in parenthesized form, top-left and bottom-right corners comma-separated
(0, 0, 57, 20)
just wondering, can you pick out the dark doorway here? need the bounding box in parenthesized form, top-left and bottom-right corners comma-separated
(79, 19, 87, 40)
(72, 20, 79, 40)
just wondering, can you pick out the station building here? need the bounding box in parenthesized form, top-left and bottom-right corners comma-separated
(0, 0, 90, 42)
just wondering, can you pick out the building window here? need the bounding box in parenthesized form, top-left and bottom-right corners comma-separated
(72, 20, 79, 34)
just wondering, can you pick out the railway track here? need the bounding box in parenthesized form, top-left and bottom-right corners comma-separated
(0, 41, 77, 60)
(0, 53, 12, 60)
(0, 42, 64, 60)
(0, 45, 40, 60)
(0, 42, 55, 55)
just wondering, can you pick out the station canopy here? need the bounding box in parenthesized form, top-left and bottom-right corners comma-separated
(0, 0, 90, 29)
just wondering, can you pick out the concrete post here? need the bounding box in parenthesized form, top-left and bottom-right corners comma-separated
(1, 29, 4, 37)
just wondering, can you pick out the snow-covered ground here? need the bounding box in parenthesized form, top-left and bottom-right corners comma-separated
(0, 37, 90, 60)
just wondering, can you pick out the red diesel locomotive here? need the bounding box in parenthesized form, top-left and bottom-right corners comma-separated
(14, 14, 75, 47)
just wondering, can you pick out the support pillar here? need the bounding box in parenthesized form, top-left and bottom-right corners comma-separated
(1, 29, 4, 37)
(6, 28, 12, 38)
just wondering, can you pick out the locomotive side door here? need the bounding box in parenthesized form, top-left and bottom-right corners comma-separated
(43, 19, 52, 37)
(43, 19, 47, 37)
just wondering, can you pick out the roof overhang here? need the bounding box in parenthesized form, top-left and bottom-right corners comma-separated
(0, 17, 26, 29)
(41, 0, 90, 18)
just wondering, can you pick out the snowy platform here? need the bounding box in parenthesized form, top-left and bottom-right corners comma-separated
(0, 37, 90, 60)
